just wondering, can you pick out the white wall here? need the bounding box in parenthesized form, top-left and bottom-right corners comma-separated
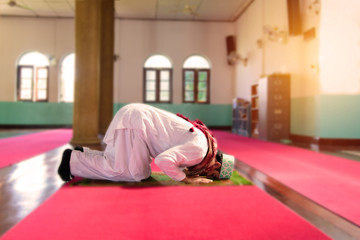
(114, 19, 235, 104)
(234, 0, 360, 138)
(0, 17, 235, 105)
(319, 0, 360, 94)
(235, 0, 263, 101)
(0, 17, 74, 102)
(234, 0, 305, 101)
(233, 0, 318, 136)
(234, 0, 360, 99)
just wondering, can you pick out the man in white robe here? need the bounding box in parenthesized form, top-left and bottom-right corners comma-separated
(58, 103, 223, 184)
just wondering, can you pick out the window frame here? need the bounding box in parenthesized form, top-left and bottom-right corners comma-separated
(17, 65, 34, 102)
(35, 66, 49, 102)
(182, 68, 210, 104)
(143, 68, 173, 103)
(17, 65, 49, 102)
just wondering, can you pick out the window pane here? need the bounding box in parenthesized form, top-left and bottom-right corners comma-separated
(185, 71, 194, 81)
(183, 69, 209, 103)
(37, 79, 47, 89)
(19, 52, 49, 66)
(20, 89, 32, 100)
(185, 81, 194, 91)
(22, 79, 32, 88)
(160, 91, 170, 101)
(160, 81, 169, 90)
(146, 70, 156, 81)
(37, 90, 47, 100)
(185, 91, 194, 101)
(183, 55, 210, 69)
(144, 55, 172, 68)
(160, 70, 169, 81)
(146, 91, 156, 101)
(198, 71, 208, 81)
(38, 69, 48, 78)
(146, 80, 156, 91)
(198, 91, 207, 102)
(145, 68, 172, 103)
(21, 68, 33, 78)
(198, 81, 207, 91)
(197, 71, 208, 102)
(61, 53, 75, 102)
(160, 70, 170, 91)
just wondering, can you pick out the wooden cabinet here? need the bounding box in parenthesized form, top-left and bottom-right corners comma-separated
(259, 74, 290, 141)
(232, 98, 251, 137)
(254, 74, 290, 141)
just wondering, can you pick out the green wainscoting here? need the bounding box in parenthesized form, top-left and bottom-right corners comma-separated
(114, 103, 232, 127)
(0, 102, 232, 127)
(291, 95, 360, 139)
(2, 97, 359, 139)
(0, 102, 73, 125)
(290, 96, 319, 137)
(318, 95, 360, 139)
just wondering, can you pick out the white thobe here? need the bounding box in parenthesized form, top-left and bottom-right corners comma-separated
(70, 103, 208, 182)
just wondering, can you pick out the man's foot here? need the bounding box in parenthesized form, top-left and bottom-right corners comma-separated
(58, 149, 74, 181)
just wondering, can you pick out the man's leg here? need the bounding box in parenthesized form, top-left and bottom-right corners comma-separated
(67, 129, 150, 182)
(74, 146, 104, 156)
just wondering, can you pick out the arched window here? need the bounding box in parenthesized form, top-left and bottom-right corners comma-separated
(183, 55, 211, 103)
(17, 52, 50, 102)
(60, 53, 75, 102)
(143, 54, 172, 103)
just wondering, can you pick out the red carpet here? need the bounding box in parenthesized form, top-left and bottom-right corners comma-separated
(1, 185, 330, 240)
(212, 130, 360, 226)
(0, 129, 72, 168)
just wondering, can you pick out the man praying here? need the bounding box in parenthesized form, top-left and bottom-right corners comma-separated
(58, 103, 234, 184)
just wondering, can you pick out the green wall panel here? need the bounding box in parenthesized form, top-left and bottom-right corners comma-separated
(319, 95, 360, 139)
(0, 102, 232, 127)
(3, 97, 359, 139)
(114, 103, 232, 127)
(290, 96, 319, 137)
(0, 102, 73, 125)
(291, 95, 360, 139)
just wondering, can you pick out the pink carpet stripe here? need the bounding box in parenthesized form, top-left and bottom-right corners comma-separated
(1, 186, 330, 240)
(212, 130, 360, 226)
(0, 129, 72, 168)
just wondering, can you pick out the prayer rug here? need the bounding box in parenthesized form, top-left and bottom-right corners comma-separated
(69, 170, 252, 187)
(0, 185, 330, 240)
(0, 129, 72, 168)
(212, 130, 360, 226)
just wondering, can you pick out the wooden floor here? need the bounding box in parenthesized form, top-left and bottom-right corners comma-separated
(0, 130, 360, 239)
(0, 144, 68, 236)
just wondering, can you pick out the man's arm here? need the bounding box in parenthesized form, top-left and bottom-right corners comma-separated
(154, 145, 208, 182)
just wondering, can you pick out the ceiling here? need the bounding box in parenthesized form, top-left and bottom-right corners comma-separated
(0, 0, 252, 22)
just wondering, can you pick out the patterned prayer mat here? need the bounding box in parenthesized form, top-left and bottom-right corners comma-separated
(69, 170, 252, 187)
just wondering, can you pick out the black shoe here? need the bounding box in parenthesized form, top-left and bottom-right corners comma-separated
(58, 149, 74, 181)
(74, 146, 84, 152)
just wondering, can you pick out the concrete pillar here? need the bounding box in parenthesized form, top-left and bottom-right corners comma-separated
(71, 0, 114, 145)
